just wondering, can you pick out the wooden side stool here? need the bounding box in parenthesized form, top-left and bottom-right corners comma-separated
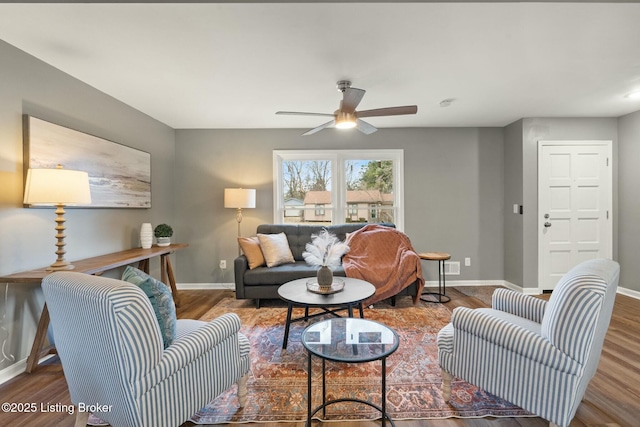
(418, 252, 451, 303)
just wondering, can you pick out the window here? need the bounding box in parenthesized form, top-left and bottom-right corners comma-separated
(370, 204, 378, 219)
(273, 150, 404, 229)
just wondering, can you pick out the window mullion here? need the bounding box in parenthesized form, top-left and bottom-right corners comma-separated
(333, 155, 344, 224)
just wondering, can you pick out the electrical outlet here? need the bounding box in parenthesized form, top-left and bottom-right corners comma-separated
(219, 260, 227, 269)
(464, 257, 471, 267)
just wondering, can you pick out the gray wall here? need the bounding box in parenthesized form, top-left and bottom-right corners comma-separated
(174, 127, 505, 286)
(0, 40, 175, 371)
(618, 110, 640, 293)
(503, 119, 524, 286)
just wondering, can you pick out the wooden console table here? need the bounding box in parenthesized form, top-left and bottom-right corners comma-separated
(0, 243, 187, 373)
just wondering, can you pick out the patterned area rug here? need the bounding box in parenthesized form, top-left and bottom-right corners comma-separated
(189, 297, 533, 424)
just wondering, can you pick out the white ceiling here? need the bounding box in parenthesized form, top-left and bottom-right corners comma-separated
(1, 2, 640, 130)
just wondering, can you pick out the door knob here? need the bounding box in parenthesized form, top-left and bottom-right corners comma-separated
(544, 221, 552, 228)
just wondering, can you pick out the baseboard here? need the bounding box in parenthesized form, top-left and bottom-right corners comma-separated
(0, 354, 55, 385)
(425, 279, 527, 292)
(486, 282, 640, 299)
(0, 357, 26, 385)
(177, 282, 235, 290)
(617, 286, 640, 300)
(425, 279, 501, 287)
(499, 280, 530, 294)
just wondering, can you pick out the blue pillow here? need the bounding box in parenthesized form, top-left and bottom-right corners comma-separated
(122, 266, 177, 348)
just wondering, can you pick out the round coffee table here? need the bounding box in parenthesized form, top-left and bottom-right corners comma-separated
(278, 277, 375, 349)
(302, 317, 399, 426)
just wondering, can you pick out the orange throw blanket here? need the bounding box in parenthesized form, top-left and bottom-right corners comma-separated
(342, 224, 424, 305)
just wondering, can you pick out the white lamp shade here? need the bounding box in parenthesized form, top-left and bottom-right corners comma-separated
(224, 188, 256, 209)
(24, 168, 92, 205)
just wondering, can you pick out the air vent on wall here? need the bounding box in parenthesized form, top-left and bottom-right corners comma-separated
(443, 261, 460, 276)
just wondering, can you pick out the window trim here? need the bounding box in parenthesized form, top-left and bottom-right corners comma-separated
(273, 149, 404, 230)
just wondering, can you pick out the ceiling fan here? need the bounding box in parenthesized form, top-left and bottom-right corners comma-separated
(276, 80, 418, 136)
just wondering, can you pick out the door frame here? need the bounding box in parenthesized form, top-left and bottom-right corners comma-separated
(537, 140, 613, 292)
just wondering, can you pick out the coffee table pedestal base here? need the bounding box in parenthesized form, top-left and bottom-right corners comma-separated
(306, 349, 395, 427)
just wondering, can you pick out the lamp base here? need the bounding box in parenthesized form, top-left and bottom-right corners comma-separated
(46, 262, 75, 272)
(46, 203, 76, 272)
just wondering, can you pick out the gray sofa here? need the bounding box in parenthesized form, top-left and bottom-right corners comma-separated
(234, 223, 418, 307)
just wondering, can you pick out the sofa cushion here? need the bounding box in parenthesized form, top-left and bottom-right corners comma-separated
(244, 261, 346, 286)
(238, 236, 266, 269)
(258, 232, 295, 267)
(122, 266, 177, 348)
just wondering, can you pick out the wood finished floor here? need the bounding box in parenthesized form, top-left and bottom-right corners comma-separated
(0, 287, 637, 427)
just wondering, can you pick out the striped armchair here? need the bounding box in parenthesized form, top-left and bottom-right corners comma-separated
(42, 272, 250, 427)
(437, 258, 619, 427)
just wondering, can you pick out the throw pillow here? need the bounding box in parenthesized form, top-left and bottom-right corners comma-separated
(257, 232, 295, 268)
(238, 236, 266, 269)
(122, 266, 177, 349)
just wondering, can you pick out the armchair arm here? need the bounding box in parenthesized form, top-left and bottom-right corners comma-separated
(451, 307, 579, 374)
(492, 288, 547, 323)
(234, 255, 249, 298)
(137, 313, 243, 392)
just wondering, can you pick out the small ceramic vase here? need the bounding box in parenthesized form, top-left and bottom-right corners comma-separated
(140, 223, 153, 249)
(317, 265, 333, 288)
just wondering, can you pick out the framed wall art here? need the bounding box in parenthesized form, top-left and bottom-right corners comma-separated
(23, 115, 151, 208)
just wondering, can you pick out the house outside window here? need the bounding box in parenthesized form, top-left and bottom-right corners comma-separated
(348, 203, 358, 218)
(273, 150, 404, 230)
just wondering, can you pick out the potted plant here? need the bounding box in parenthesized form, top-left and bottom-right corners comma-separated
(302, 229, 350, 288)
(154, 223, 173, 247)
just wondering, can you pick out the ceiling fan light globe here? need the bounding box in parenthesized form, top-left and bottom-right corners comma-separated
(335, 120, 357, 129)
(335, 111, 357, 129)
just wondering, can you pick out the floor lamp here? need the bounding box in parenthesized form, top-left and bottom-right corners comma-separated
(224, 188, 256, 255)
(23, 166, 92, 271)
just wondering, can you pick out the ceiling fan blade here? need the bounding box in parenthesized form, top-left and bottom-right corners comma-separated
(276, 111, 335, 117)
(356, 105, 418, 118)
(302, 120, 335, 136)
(356, 119, 377, 135)
(341, 87, 366, 113)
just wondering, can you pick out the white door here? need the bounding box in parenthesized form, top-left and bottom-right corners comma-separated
(538, 141, 612, 291)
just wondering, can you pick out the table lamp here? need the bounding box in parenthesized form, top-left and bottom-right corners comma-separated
(23, 165, 92, 271)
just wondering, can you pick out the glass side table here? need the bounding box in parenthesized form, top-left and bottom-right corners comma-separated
(302, 317, 399, 427)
